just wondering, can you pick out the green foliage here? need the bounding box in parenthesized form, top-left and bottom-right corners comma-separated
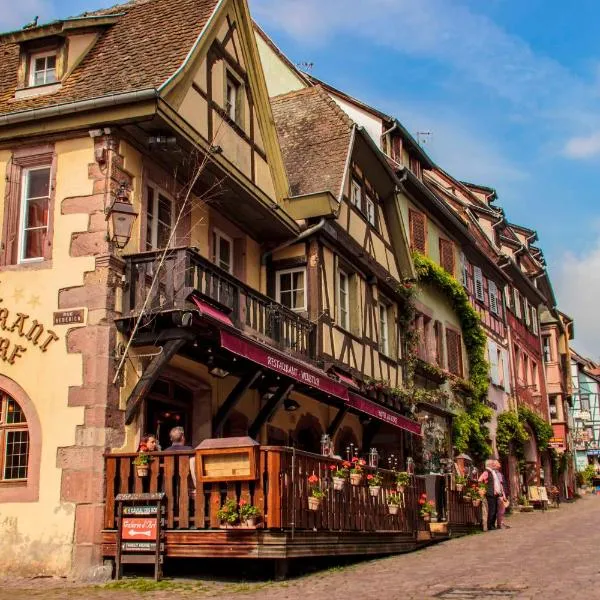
(216, 498, 239, 524)
(518, 406, 553, 451)
(496, 411, 529, 458)
(412, 253, 491, 461)
(579, 464, 597, 486)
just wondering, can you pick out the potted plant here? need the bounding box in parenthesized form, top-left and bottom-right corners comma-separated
(238, 499, 261, 527)
(387, 492, 401, 514)
(367, 472, 383, 497)
(418, 493, 435, 522)
(217, 498, 239, 528)
(349, 457, 365, 486)
(519, 495, 534, 513)
(330, 461, 350, 490)
(455, 474, 467, 493)
(469, 484, 484, 507)
(308, 474, 326, 510)
(395, 471, 411, 493)
(133, 451, 153, 477)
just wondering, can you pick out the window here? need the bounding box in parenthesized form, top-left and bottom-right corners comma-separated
(19, 166, 51, 262)
(409, 209, 426, 253)
(434, 320, 444, 367)
(524, 298, 531, 327)
(460, 252, 469, 288)
(338, 270, 350, 330)
(212, 229, 233, 273)
(146, 185, 173, 250)
(549, 396, 557, 418)
(531, 307, 538, 334)
(446, 329, 463, 377)
(351, 179, 362, 208)
(0, 393, 29, 481)
(366, 195, 376, 227)
(439, 238, 455, 274)
(513, 289, 522, 318)
(225, 72, 241, 123)
(378, 302, 390, 356)
(276, 268, 306, 312)
(532, 361, 538, 391)
(580, 395, 591, 412)
(542, 336, 552, 363)
(489, 280, 499, 315)
(473, 266, 485, 302)
(498, 349, 505, 388)
(29, 51, 57, 87)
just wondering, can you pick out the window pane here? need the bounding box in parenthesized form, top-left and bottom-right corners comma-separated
(279, 273, 291, 293)
(157, 222, 170, 249)
(4, 430, 29, 480)
(27, 168, 50, 199)
(46, 55, 56, 69)
(26, 197, 49, 228)
(6, 398, 26, 424)
(219, 237, 231, 270)
(158, 194, 171, 225)
(34, 57, 46, 72)
(46, 68, 57, 84)
(292, 271, 304, 292)
(280, 291, 292, 308)
(23, 228, 47, 259)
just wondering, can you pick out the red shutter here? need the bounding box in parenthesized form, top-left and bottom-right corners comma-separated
(1, 160, 21, 266)
(446, 329, 463, 377)
(439, 238, 455, 275)
(409, 209, 426, 253)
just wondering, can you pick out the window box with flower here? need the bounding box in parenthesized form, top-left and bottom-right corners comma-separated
(395, 471, 411, 493)
(349, 457, 366, 485)
(387, 492, 402, 514)
(238, 499, 261, 527)
(217, 498, 240, 528)
(366, 472, 383, 497)
(132, 450, 154, 477)
(329, 461, 351, 491)
(454, 474, 467, 493)
(308, 473, 326, 510)
(418, 493, 435, 522)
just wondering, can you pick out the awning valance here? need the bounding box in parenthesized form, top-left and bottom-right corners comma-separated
(348, 392, 422, 436)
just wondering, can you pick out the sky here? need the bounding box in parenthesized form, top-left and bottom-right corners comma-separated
(1, 0, 600, 358)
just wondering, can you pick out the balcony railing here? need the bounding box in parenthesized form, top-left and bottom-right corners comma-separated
(104, 447, 481, 535)
(123, 247, 315, 359)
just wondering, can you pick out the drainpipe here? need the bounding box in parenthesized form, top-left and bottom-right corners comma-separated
(261, 217, 327, 266)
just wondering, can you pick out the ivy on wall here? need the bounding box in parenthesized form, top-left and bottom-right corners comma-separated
(411, 252, 492, 461)
(518, 406, 553, 451)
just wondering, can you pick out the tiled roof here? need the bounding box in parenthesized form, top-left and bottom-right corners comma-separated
(0, 0, 219, 117)
(270, 86, 353, 198)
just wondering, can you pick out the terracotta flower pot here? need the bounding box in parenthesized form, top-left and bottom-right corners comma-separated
(462, 495, 471, 502)
(333, 477, 345, 491)
(472, 499, 481, 508)
(308, 496, 322, 511)
(396, 484, 405, 493)
(422, 514, 431, 522)
(136, 465, 149, 477)
(369, 485, 381, 498)
(388, 504, 399, 515)
(350, 473, 362, 486)
(456, 484, 463, 492)
(244, 517, 258, 527)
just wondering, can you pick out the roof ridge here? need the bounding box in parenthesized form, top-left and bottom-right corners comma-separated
(313, 84, 355, 131)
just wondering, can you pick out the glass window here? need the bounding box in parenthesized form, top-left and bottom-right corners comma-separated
(20, 166, 51, 261)
(29, 52, 57, 86)
(366, 196, 376, 226)
(542, 336, 552, 363)
(351, 179, 362, 208)
(378, 302, 389, 355)
(146, 185, 173, 250)
(276, 268, 306, 311)
(338, 270, 349, 330)
(0, 393, 29, 481)
(212, 229, 233, 273)
(580, 395, 591, 411)
(226, 73, 241, 122)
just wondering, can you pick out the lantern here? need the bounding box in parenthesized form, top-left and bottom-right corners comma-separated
(106, 183, 138, 249)
(320, 434, 331, 457)
(368, 447, 379, 468)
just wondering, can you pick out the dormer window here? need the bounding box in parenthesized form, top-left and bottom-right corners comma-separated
(29, 51, 57, 87)
(225, 72, 241, 123)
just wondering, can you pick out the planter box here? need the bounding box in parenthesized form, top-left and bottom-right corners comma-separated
(429, 522, 448, 534)
(519, 505, 534, 513)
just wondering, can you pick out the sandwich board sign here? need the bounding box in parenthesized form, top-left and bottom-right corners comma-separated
(115, 492, 165, 581)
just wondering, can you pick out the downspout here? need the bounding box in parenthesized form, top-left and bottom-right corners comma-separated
(261, 217, 327, 266)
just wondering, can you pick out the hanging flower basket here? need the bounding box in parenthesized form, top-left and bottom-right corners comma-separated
(422, 513, 431, 522)
(308, 496, 322, 511)
(244, 517, 258, 527)
(462, 495, 471, 502)
(472, 499, 481, 508)
(388, 504, 399, 515)
(369, 485, 381, 498)
(333, 476, 346, 491)
(456, 484, 464, 492)
(350, 473, 362, 486)
(396, 484, 405, 493)
(136, 465, 149, 478)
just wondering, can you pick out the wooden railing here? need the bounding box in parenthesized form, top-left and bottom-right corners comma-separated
(123, 247, 315, 359)
(104, 448, 480, 534)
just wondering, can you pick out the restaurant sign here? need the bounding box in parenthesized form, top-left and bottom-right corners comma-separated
(348, 392, 422, 436)
(549, 437, 565, 449)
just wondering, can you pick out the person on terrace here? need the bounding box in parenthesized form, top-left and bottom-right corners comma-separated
(165, 426, 193, 451)
(138, 433, 160, 452)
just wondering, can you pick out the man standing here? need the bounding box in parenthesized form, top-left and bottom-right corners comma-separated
(164, 426, 193, 451)
(478, 458, 502, 530)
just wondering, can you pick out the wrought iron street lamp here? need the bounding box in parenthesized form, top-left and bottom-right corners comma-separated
(106, 183, 138, 249)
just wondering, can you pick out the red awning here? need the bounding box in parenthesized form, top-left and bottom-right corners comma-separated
(348, 392, 422, 436)
(220, 330, 348, 401)
(333, 370, 358, 389)
(191, 296, 234, 326)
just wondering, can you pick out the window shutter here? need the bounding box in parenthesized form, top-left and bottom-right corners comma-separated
(532, 307, 538, 334)
(439, 238, 455, 274)
(504, 285, 512, 310)
(446, 329, 463, 377)
(1, 160, 21, 266)
(473, 266, 484, 301)
(409, 209, 426, 253)
(524, 298, 531, 326)
(460, 252, 469, 288)
(488, 340, 499, 385)
(502, 349, 511, 393)
(513, 289, 521, 318)
(489, 280, 498, 315)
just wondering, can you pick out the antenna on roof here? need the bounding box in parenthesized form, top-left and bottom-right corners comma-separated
(416, 131, 431, 147)
(296, 61, 314, 73)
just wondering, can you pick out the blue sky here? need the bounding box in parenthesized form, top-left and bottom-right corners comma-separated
(2, 0, 599, 358)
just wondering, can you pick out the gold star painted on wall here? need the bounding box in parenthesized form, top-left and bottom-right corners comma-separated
(13, 288, 24, 301)
(28, 295, 41, 308)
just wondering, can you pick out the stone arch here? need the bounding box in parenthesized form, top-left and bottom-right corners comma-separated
(292, 413, 323, 453)
(335, 426, 359, 458)
(223, 410, 249, 437)
(0, 374, 41, 502)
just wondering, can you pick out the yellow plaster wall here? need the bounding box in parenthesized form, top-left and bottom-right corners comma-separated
(120, 140, 143, 253)
(272, 243, 305, 262)
(66, 33, 97, 73)
(0, 137, 97, 575)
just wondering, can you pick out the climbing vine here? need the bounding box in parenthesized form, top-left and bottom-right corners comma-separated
(411, 252, 492, 461)
(496, 411, 529, 459)
(518, 406, 553, 452)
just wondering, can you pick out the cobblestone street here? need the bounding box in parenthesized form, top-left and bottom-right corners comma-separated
(1, 496, 598, 600)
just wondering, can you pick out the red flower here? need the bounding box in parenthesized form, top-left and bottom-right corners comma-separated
(329, 464, 336, 471)
(418, 498, 426, 505)
(308, 474, 319, 484)
(367, 474, 373, 480)
(139, 444, 148, 452)
(239, 499, 247, 506)
(359, 459, 366, 466)
(342, 461, 351, 468)
(352, 456, 359, 463)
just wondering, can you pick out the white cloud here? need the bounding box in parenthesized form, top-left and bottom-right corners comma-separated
(0, 0, 54, 31)
(554, 241, 600, 361)
(563, 132, 600, 159)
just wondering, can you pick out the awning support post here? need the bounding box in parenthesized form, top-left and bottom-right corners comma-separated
(248, 382, 294, 439)
(327, 407, 348, 437)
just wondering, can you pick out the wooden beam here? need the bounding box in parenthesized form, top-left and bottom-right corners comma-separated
(124, 337, 188, 424)
(361, 420, 382, 452)
(212, 368, 264, 436)
(327, 407, 348, 437)
(248, 383, 294, 439)
(131, 328, 196, 347)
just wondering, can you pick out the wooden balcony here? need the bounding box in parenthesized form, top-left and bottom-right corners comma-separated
(123, 247, 315, 360)
(102, 447, 481, 561)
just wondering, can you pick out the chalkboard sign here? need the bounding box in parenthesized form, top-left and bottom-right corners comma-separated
(115, 493, 165, 581)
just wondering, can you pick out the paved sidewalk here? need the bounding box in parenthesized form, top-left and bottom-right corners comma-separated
(1, 496, 598, 600)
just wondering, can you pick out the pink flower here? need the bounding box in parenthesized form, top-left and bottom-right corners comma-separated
(359, 459, 366, 466)
(367, 474, 373, 480)
(329, 464, 336, 471)
(352, 456, 359, 463)
(308, 474, 319, 484)
(239, 499, 247, 506)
